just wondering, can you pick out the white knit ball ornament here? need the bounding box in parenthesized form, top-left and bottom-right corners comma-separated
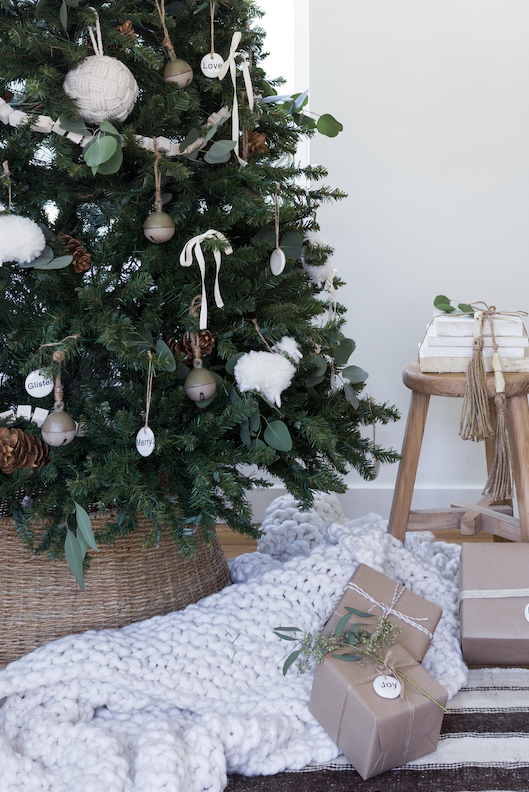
(63, 55, 139, 124)
(0, 215, 46, 265)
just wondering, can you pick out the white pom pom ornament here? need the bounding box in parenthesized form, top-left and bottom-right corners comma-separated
(63, 13, 138, 124)
(0, 215, 46, 265)
(234, 337, 302, 407)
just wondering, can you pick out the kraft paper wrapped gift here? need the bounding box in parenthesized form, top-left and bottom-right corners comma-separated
(324, 564, 443, 662)
(309, 645, 448, 780)
(460, 543, 529, 666)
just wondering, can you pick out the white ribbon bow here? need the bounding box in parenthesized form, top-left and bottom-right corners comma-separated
(179, 230, 232, 329)
(218, 31, 254, 166)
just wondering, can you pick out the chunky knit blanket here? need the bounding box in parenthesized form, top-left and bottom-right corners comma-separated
(0, 493, 467, 792)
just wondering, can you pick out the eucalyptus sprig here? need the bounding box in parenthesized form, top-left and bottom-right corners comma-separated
(434, 294, 474, 316)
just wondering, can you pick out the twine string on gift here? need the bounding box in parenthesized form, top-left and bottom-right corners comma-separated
(334, 648, 418, 766)
(346, 582, 433, 640)
(88, 7, 104, 57)
(218, 32, 254, 166)
(179, 230, 232, 329)
(458, 587, 529, 604)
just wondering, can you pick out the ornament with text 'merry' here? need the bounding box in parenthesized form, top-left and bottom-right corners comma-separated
(25, 370, 54, 398)
(136, 426, 155, 457)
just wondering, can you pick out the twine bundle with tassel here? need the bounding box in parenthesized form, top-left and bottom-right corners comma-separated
(459, 302, 527, 501)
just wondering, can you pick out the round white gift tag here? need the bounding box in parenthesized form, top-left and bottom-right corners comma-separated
(373, 675, 402, 699)
(270, 248, 286, 276)
(200, 52, 224, 77)
(136, 426, 155, 457)
(524, 603, 529, 623)
(24, 369, 54, 398)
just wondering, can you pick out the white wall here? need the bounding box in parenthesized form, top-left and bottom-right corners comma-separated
(305, 0, 529, 519)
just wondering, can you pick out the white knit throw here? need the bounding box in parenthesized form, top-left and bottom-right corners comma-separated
(0, 493, 467, 791)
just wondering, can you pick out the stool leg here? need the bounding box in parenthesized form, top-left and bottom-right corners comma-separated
(506, 396, 529, 542)
(388, 391, 430, 542)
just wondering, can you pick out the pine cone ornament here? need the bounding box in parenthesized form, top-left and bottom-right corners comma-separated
(58, 233, 92, 273)
(117, 21, 136, 39)
(0, 428, 49, 474)
(168, 330, 215, 362)
(246, 131, 268, 156)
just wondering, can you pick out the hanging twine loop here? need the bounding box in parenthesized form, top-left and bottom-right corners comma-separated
(88, 7, 104, 57)
(144, 351, 154, 429)
(273, 183, 280, 251)
(209, 1, 216, 58)
(188, 295, 204, 368)
(218, 32, 254, 166)
(2, 161, 12, 210)
(152, 137, 163, 210)
(52, 350, 65, 409)
(154, 0, 177, 59)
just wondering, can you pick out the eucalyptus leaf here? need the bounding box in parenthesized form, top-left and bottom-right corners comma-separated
(306, 355, 327, 375)
(239, 420, 251, 446)
(252, 229, 276, 247)
(294, 113, 316, 130)
(84, 135, 118, 167)
(261, 94, 294, 104)
(96, 143, 123, 175)
(343, 382, 359, 409)
(316, 114, 343, 137)
(65, 529, 85, 590)
(176, 363, 190, 380)
(59, 114, 89, 136)
(274, 632, 298, 642)
(197, 390, 217, 409)
(290, 89, 309, 113)
(333, 653, 361, 662)
(156, 339, 176, 372)
(74, 501, 97, 550)
(250, 438, 266, 451)
(179, 128, 201, 153)
(275, 627, 302, 632)
(211, 371, 224, 388)
(202, 121, 220, 146)
(64, 0, 79, 6)
(77, 531, 88, 560)
(225, 352, 245, 376)
(28, 245, 54, 267)
(332, 337, 355, 366)
(33, 255, 73, 270)
(433, 294, 451, 309)
(204, 139, 236, 164)
(249, 409, 260, 433)
(282, 650, 302, 675)
(344, 607, 374, 618)
(335, 613, 352, 635)
(436, 303, 455, 313)
(126, 328, 154, 350)
(280, 231, 303, 260)
(37, 223, 55, 242)
(99, 120, 120, 136)
(264, 420, 292, 452)
(229, 388, 241, 407)
(60, 2, 68, 30)
(304, 373, 325, 388)
(342, 365, 369, 384)
(458, 302, 474, 316)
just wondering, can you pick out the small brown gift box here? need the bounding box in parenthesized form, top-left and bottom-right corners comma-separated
(460, 543, 529, 666)
(324, 564, 443, 662)
(309, 645, 448, 780)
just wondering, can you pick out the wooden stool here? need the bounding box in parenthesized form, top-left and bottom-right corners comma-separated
(388, 361, 529, 543)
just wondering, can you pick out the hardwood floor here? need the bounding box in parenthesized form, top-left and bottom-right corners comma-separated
(217, 523, 501, 559)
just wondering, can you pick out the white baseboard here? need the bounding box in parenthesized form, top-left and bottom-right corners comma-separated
(246, 486, 491, 524)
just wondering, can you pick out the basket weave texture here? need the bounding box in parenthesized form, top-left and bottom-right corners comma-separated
(0, 512, 230, 666)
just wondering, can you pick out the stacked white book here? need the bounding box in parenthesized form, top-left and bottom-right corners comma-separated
(419, 310, 529, 373)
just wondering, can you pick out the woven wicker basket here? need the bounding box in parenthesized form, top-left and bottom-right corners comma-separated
(0, 512, 230, 666)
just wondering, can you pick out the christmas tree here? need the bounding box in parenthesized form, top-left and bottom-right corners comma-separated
(0, 0, 399, 581)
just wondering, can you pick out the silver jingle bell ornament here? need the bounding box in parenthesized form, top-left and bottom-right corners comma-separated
(41, 403, 77, 447)
(143, 201, 175, 244)
(163, 57, 193, 88)
(184, 362, 216, 403)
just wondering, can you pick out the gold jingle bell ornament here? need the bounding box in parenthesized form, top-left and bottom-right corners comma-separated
(40, 350, 77, 446)
(164, 56, 193, 87)
(184, 360, 216, 403)
(143, 199, 175, 244)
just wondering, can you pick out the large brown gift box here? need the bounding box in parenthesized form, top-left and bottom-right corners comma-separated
(460, 543, 529, 666)
(309, 645, 448, 780)
(324, 564, 443, 662)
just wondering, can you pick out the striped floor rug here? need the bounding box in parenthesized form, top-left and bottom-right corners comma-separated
(226, 668, 529, 792)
